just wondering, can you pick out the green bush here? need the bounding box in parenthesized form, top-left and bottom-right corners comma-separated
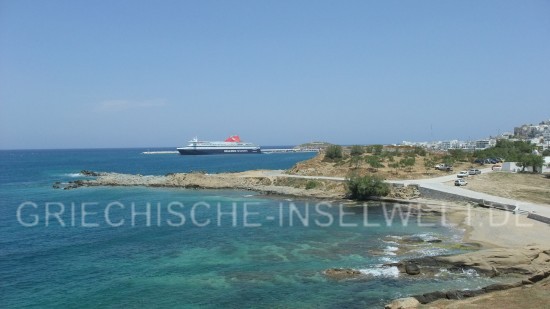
(324, 145, 343, 160)
(474, 140, 535, 161)
(414, 147, 427, 156)
(350, 145, 364, 156)
(448, 149, 468, 162)
(366, 155, 384, 171)
(400, 156, 416, 172)
(516, 154, 545, 173)
(346, 174, 390, 200)
(372, 145, 384, 156)
(305, 180, 320, 190)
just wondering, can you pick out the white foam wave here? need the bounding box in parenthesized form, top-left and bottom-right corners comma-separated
(435, 267, 479, 278)
(461, 268, 479, 277)
(411, 247, 447, 257)
(359, 266, 399, 278)
(383, 246, 399, 256)
(380, 256, 398, 263)
(411, 233, 440, 242)
(435, 268, 450, 277)
(64, 173, 83, 178)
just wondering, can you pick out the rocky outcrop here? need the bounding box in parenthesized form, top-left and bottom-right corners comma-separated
(411, 276, 546, 304)
(80, 170, 103, 176)
(53, 171, 346, 199)
(434, 245, 550, 276)
(384, 297, 420, 309)
(53, 180, 85, 190)
(386, 245, 550, 280)
(404, 263, 420, 275)
(323, 268, 362, 280)
(388, 185, 420, 200)
(384, 246, 550, 305)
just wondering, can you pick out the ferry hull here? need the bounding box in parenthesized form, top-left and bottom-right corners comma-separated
(177, 148, 261, 155)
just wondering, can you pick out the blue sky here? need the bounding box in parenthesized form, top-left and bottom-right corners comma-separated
(1, 0, 549, 149)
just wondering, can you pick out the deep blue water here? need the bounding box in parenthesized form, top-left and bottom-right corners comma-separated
(0, 149, 499, 308)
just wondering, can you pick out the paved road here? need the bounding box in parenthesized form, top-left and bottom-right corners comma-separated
(261, 170, 346, 181)
(261, 168, 550, 217)
(387, 168, 550, 217)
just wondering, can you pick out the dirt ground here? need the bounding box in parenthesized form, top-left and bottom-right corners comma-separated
(463, 172, 550, 205)
(287, 152, 480, 181)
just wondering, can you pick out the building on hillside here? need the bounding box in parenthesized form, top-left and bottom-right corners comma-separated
(499, 132, 514, 139)
(542, 129, 550, 150)
(441, 141, 451, 150)
(514, 124, 541, 138)
(475, 140, 491, 149)
(500, 156, 549, 173)
(501, 162, 525, 173)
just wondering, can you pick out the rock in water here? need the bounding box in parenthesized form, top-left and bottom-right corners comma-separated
(405, 263, 421, 275)
(80, 170, 101, 176)
(426, 239, 442, 243)
(401, 236, 424, 243)
(384, 297, 420, 309)
(417, 291, 447, 303)
(323, 268, 361, 280)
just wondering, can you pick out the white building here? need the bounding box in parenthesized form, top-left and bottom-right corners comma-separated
(501, 162, 527, 173)
(501, 156, 550, 173)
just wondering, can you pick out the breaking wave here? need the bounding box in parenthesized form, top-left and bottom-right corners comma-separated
(359, 265, 400, 278)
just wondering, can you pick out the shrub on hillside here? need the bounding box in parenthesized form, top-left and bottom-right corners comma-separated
(305, 180, 320, 190)
(414, 146, 427, 156)
(350, 145, 364, 156)
(324, 145, 343, 160)
(346, 174, 390, 200)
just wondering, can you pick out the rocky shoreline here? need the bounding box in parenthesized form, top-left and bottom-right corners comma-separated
(55, 170, 550, 308)
(324, 244, 550, 308)
(54, 170, 345, 198)
(317, 203, 550, 308)
(391, 246, 550, 307)
(54, 170, 420, 200)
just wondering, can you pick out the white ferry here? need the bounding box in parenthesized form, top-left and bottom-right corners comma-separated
(177, 135, 261, 155)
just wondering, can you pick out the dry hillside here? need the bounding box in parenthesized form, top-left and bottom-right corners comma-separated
(287, 146, 481, 180)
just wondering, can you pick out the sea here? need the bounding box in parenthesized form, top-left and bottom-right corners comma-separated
(0, 148, 501, 308)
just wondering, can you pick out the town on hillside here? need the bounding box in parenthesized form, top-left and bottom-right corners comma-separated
(401, 118, 550, 152)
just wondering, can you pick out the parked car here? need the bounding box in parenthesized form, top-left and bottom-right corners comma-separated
(455, 178, 468, 186)
(435, 164, 453, 171)
(457, 171, 469, 178)
(468, 169, 481, 175)
(492, 164, 502, 171)
(474, 158, 485, 165)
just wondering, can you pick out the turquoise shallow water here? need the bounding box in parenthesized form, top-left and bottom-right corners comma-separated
(0, 149, 500, 308)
